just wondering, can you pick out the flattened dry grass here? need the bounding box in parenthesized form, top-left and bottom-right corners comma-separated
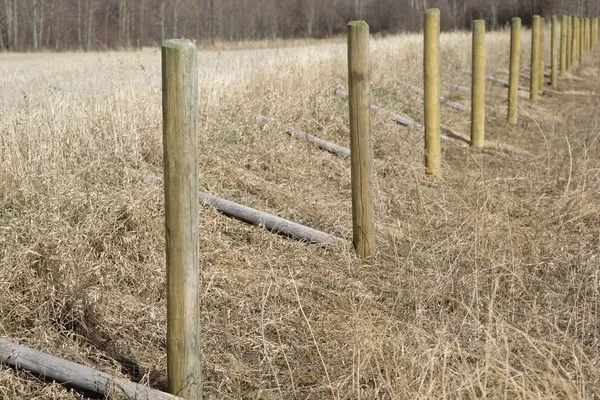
(1, 29, 600, 399)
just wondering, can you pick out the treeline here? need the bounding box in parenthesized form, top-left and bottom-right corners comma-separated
(1, 0, 599, 51)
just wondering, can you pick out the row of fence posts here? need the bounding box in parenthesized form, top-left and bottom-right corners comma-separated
(157, 11, 600, 400)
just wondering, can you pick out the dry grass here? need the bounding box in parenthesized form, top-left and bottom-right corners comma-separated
(1, 27, 600, 399)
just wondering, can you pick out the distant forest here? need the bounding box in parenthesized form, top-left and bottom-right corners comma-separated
(1, 0, 599, 51)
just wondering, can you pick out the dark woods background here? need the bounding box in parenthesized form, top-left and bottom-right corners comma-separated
(2, 0, 599, 51)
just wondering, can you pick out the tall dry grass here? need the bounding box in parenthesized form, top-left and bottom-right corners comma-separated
(1, 27, 599, 399)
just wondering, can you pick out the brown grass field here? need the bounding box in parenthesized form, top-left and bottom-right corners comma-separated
(1, 27, 600, 399)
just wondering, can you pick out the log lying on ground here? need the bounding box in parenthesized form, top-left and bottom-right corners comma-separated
(150, 175, 346, 247)
(334, 88, 458, 143)
(0, 339, 182, 400)
(260, 116, 351, 158)
(334, 89, 426, 130)
(462, 70, 530, 92)
(450, 84, 470, 93)
(520, 71, 551, 80)
(398, 81, 471, 112)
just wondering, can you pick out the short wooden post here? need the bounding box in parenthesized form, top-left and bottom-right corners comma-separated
(560, 15, 568, 77)
(471, 19, 485, 148)
(530, 16, 540, 104)
(162, 39, 202, 400)
(508, 17, 520, 125)
(539, 17, 545, 95)
(423, 8, 441, 177)
(551, 16, 558, 88)
(347, 21, 374, 261)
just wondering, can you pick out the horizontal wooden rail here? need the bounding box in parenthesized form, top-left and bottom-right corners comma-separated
(148, 174, 346, 247)
(398, 81, 470, 112)
(0, 339, 182, 400)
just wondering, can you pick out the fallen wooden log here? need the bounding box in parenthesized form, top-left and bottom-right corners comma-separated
(334, 89, 457, 143)
(149, 175, 346, 247)
(259, 116, 351, 158)
(334, 89, 425, 130)
(462, 70, 530, 92)
(450, 84, 470, 93)
(398, 81, 471, 112)
(0, 339, 182, 400)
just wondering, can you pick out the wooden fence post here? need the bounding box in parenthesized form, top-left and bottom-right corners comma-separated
(587, 18, 592, 53)
(347, 21, 374, 261)
(424, 8, 441, 177)
(567, 16, 572, 70)
(162, 39, 202, 400)
(560, 15, 568, 77)
(539, 17, 545, 95)
(471, 19, 485, 148)
(530, 16, 540, 104)
(580, 17, 585, 62)
(571, 17, 579, 67)
(551, 16, 558, 88)
(508, 17, 521, 125)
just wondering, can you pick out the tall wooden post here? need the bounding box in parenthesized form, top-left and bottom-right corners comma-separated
(560, 15, 568, 77)
(508, 17, 520, 125)
(347, 21, 374, 261)
(587, 18, 592, 53)
(530, 16, 540, 104)
(539, 17, 545, 95)
(424, 8, 441, 177)
(471, 19, 485, 148)
(573, 17, 579, 67)
(567, 16, 572, 70)
(162, 39, 202, 400)
(551, 16, 558, 88)
(580, 17, 585, 62)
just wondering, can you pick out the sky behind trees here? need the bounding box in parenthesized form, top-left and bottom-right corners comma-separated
(1, 0, 599, 51)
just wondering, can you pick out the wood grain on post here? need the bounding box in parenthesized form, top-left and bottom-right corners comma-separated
(539, 17, 545, 95)
(347, 21, 374, 261)
(566, 16, 572, 70)
(471, 19, 485, 148)
(560, 15, 568, 77)
(161, 39, 202, 400)
(508, 17, 521, 125)
(551, 16, 558, 88)
(424, 8, 441, 177)
(530, 16, 540, 104)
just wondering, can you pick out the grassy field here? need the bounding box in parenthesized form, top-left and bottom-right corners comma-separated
(1, 28, 600, 399)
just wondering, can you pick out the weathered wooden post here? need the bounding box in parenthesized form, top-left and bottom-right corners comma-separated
(539, 17, 545, 95)
(424, 8, 441, 177)
(471, 19, 485, 148)
(530, 16, 540, 104)
(508, 17, 521, 125)
(567, 16, 572, 70)
(573, 17, 579, 67)
(347, 21, 374, 261)
(162, 39, 202, 400)
(551, 16, 558, 88)
(587, 18, 592, 53)
(560, 15, 568, 77)
(580, 17, 585, 61)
